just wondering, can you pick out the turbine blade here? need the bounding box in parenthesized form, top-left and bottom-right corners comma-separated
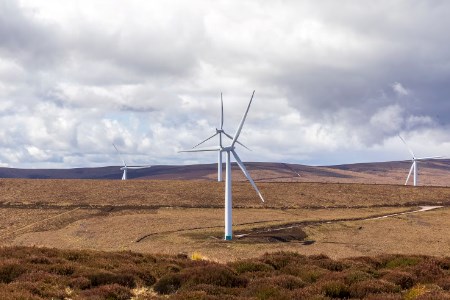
(232, 150, 264, 202)
(223, 131, 251, 151)
(415, 156, 444, 160)
(405, 163, 414, 185)
(222, 131, 233, 141)
(179, 146, 221, 153)
(112, 143, 126, 167)
(192, 133, 219, 148)
(398, 134, 415, 158)
(127, 165, 152, 169)
(220, 92, 224, 129)
(231, 90, 255, 147)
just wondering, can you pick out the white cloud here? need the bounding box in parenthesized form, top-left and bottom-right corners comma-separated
(392, 82, 409, 96)
(1, 1, 450, 168)
(370, 104, 404, 133)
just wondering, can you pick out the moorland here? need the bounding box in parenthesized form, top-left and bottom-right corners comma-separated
(0, 161, 449, 299)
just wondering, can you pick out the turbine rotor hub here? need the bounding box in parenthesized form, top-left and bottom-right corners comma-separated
(222, 146, 234, 152)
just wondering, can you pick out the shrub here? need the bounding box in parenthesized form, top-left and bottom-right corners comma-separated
(309, 254, 330, 260)
(344, 270, 374, 285)
(321, 280, 350, 298)
(15, 270, 66, 286)
(349, 279, 400, 298)
(262, 251, 307, 270)
(113, 265, 156, 287)
(437, 276, 450, 291)
(181, 265, 248, 288)
(86, 271, 136, 288)
(169, 290, 220, 300)
(68, 276, 91, 290)
(365, 293, 402, 300)
(10, 280, 68, 299)
(270, 274, 306, 290)
(191, 252, 207, 261)
(282, 263, 328, 283)
(305, 254, 347, 273)
(243, 275, 305, 298)
(28, 256, 52, 265)
(314, 258, 346, 272)
(154, 273, 182, 294)
(244, 281, 292, 300)
(181, 283, 242, 297)
(64, 250, 90, 262)
(79, 283, 132, 300)
(49, 264, 76, 276)
(403, 284, 444, 300)
(166, 263, 182, 273)
(0, 283, 43, 300)
(437, 257, 450, 271)
(350, 256, 384, 269)
(135, 270, 157, 287)
(0, 262, 27, 283)
(414, 260, 445, 283)
(291, 287, 327, 300)
(229, 260, 274, 274)
(382, 270, 416, 289)
(383, 255, 422, 269)
(414, 290, 450, 300)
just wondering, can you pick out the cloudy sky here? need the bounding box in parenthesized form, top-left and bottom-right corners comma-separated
(1, 0, 450, 168)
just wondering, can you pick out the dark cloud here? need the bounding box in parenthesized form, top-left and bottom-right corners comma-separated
(1, 0, 450, 167)
(0, 0, 63, 68)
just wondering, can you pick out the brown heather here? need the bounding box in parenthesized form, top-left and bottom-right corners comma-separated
(0, 247, 447, 299)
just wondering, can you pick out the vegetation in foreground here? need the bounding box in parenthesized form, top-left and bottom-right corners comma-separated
(0, 247, 449, 299)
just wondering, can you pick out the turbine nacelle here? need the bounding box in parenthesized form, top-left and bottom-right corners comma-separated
(221, 146, 234, 152)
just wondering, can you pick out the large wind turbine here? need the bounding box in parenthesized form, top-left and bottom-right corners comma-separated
(181, 90, 264, 240)
(398, 135, 443, 186)
(191, 93, 249, 182)
(113, 143, 151, 180)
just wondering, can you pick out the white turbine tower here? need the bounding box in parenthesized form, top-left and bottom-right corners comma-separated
(181, 90, 264, 240)
(191, 93, 250, 182)
(113, 143, 151, 180)
(398, 135, 443, 186)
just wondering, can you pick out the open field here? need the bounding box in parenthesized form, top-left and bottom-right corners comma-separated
(0, 179, 449, 264)
(1, 179, 450, 208)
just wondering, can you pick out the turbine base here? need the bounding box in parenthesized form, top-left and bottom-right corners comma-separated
(225, 235, 232, 241)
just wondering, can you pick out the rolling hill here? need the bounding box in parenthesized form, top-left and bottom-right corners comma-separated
(1, 159, 450, 186)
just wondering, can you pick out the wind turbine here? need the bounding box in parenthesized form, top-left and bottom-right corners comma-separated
(398, 135, 443, 186)
(181, 90, 264, 240)
(191, 93, 250, 182)
(112, 143, 151, 180)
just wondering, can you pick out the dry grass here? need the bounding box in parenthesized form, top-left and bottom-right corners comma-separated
(0, 179, 449, 263)
(1, 178, 450, 209)
(1, 206, 447, 262)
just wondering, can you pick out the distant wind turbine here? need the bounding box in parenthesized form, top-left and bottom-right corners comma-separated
(113, 143, 151, 180)
(181, 90, 264, 240)
(398, 135, 443, 186)
(191, 93, 250, 182)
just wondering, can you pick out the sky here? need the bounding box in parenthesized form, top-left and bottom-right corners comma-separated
(1, 0, 450, 168)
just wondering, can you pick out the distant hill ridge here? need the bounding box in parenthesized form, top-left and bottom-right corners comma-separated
(1, 160, 450, 186)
